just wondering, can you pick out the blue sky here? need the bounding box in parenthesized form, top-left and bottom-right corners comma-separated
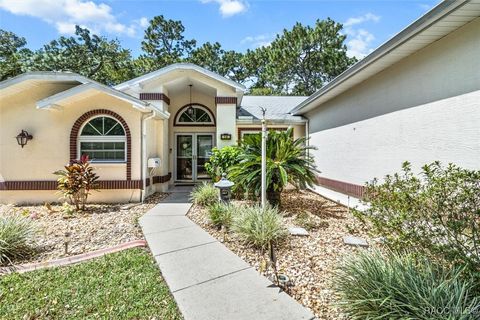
(0, 0, 440, 58)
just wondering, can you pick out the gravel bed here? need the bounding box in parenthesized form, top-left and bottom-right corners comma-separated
(188, 189, 373, 320)
(0, 193, 168, 264)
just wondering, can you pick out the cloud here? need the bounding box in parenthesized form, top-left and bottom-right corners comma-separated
(201, 0, 248, 17)
(419, 3, 432, 11)
(344, 12, 380, 27)
(343, 13, 380, 59)
(0, 0, 141, 37)
(241, 33, 274, 48)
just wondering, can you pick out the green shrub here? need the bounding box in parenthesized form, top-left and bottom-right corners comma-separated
(333, 250, 480, 320)
(190, 183, 219, 207)
(208, 202, 235, 229)
(204, 146, 241, 181)
(54, 155, 99, 211)
(232, 205, 287, 251)
(229, 127, 318, 206)
(0, 212, 37, 265)
(354, 162, 480, 280)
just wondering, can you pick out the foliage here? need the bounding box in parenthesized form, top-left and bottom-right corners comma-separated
(229, 127, 318, 206)
(1, 17, 355, 94)
(333, 250, 480, 320)
(54, 155, 99, 211)
(141, 15, 196, 69)
(246, 18, 356, 95)
(354, 161, 480, 279)
(29, 26, 135, 85)
(0, 248, 181, 319)
(232, 205, 287, 251)
(190, 182, 219, 207)
(0, 210, 36, 265)
(204, 146, 241, 181)
(0, 29, 32, 81)
(207, 202, 236, 229)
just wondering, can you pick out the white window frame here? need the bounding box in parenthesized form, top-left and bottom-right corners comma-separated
(78, 116, 127, 163)
(175, 105, 215, 126)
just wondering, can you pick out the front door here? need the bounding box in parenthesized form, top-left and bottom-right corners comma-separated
(175, 133, 214, 182)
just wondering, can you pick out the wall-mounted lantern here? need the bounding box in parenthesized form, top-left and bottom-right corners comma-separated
(220, 133, 232, 141)
(16, 130, 33, 148)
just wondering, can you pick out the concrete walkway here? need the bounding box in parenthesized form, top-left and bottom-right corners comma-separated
(140, 189, 314, 320)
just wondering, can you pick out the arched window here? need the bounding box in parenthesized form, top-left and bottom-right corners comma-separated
(78, 116, 126, 162)
(175, 104, 215, 126)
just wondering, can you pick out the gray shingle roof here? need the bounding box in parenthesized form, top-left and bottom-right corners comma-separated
(238, 96, 307, 123)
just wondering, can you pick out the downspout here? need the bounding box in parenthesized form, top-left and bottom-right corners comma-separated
(141, 110, 155, 202)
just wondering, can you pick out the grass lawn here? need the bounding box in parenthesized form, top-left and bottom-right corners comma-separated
(0, 248, 182, 319)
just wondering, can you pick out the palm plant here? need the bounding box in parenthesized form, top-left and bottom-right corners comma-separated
(229, 127, 318, 206)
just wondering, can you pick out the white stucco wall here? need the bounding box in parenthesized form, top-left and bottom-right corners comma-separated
(306, 17, 480, 195)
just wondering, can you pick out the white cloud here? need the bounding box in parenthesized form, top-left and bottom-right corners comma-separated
(419, 3, 432, 11)
(241, 33, 274, 48)
(344, 12, 380, 27)
(201, 0, 248, 17)
(0, 0, 141, 36)
(138, 17, 149, 28)
(343, 13, 380, 59)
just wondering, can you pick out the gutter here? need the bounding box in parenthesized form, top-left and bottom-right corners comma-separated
(140, 110, 156, 202)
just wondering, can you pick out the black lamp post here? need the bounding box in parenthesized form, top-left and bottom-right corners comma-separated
(16, 130, 33, 148)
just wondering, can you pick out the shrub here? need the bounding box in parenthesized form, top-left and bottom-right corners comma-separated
(190, 183, 218, 207)
(229, 128, 319, 206)
(204, 146, 241, 181)
(54, 155, 99, 211)
(0, 212, 37, 265)
(208, 202, 235, 229)
(333, 250, 480, 320)
(232, 205, 287, 251)
(354, 162, 480, 280)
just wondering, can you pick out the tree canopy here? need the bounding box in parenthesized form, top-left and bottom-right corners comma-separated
(0, 16, 356, 95)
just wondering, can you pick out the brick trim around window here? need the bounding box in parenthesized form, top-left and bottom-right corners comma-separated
(215, 97, 237, 105)
(70, 109, 132, 180)
(139, 93, 170, 105)
(316, 176, 365, 199)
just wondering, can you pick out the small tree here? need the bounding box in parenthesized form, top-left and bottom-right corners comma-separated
(204, 146, 241, 181)
(54, 155, 99, 211)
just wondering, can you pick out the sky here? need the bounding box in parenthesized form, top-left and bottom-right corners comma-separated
(0, 0, 441, 59)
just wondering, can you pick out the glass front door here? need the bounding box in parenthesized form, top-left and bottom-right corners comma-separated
(176, 133, 214, 182)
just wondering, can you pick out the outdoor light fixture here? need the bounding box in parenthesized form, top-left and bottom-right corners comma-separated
(187, 84, 194, 115)
(16, 130, 33, 148)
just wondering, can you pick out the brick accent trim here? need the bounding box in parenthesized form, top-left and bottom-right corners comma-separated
(0, 180, 142, 191)
(70, 109, 132, 180)
(215, 96, 237, 105)
(316, 176, 365, 198)
(139, 93, 170, 105)
(152, 172, 172, 184)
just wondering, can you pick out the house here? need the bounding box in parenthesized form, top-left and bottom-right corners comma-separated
(0, 64, 307, 204)
(1, 1, 478, 206)
(292, 0, 480, 206)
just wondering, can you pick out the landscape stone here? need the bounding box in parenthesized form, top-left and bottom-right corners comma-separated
(288, 227, 309, 236)
(343, 235, 369, 247)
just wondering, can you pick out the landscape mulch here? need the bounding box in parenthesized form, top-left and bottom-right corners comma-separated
(0, 193, 167, 264)
(188, 189, 373, 320)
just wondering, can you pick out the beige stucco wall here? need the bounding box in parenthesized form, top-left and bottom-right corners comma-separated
(306, 17, 480, 190)
(0, 85, 145, 203)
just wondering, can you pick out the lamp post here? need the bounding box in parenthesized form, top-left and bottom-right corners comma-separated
(260, 107, 267, 209)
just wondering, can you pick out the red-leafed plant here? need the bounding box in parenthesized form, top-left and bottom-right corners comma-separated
(54, 155, 99, 211)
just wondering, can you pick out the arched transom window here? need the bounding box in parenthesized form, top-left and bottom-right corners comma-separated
(79, 116, 126, 162)
(175, 104, 215, 126)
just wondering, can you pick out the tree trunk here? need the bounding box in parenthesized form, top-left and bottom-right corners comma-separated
(267, 191, 281, 207)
